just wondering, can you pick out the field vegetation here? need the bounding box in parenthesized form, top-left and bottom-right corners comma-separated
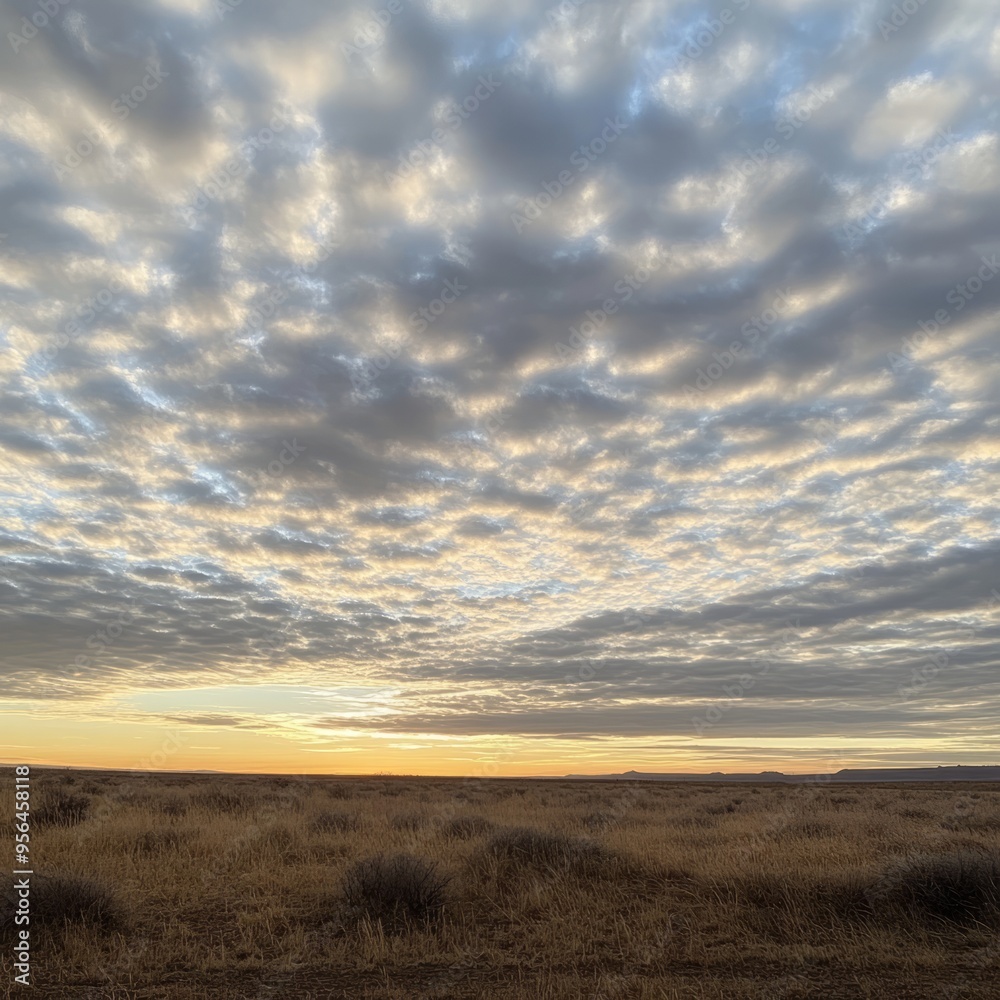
(2, 769, 999, 998)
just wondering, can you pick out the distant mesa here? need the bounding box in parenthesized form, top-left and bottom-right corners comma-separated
(563, 765, 1000, 783)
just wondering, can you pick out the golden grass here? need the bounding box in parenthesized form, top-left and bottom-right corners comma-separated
(2, 769, 999, 998)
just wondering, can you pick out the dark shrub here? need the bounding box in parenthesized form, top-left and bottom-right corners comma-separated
(704, 802, 739, 816)
(482, 826, 612, 875)
(2, 875, 122, 937)
(868, 849, 1000, 925)
(584, 811, 617, 833)
(327, 784, 353, 800)
(441, 815, 492, 840)
(341, 853, 449, 928)
(390, 811, 425, 832)
(116, 790, 157, 808)
(716, 871, 872, 927)
(194, 789, 255, 813)
(34, 791, 90, 828)
(161, 796, 188, 818)
(312, 811, 359, 834)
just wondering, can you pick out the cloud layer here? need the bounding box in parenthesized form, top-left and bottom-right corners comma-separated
(1, 0, 999, 771)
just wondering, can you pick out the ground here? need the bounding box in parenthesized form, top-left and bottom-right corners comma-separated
(2, 769, 999, 998)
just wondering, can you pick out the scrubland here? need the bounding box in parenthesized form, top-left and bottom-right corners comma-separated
(2, 769, 1000, 998)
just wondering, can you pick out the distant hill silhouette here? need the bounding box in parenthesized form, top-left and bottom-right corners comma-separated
(563, 765, 1000, 782)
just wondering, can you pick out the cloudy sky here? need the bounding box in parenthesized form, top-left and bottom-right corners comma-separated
(1, 0, 999, 776)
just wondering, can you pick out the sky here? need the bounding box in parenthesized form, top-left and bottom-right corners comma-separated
(1, 0, 998, 777)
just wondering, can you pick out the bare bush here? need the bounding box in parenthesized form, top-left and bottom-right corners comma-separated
(3, 875, 122, 937)
(868, 850, 1000, 925)
(312, 811, 359, 834)
(441, 815, 492, 840)
(341, 853, 449, 929)
(390, 811, 425, 832)
(33, 791, 90, 828)
(193, 789, 256, 813)
(481, 826, 613, 876)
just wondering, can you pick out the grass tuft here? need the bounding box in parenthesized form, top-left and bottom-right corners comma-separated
(340, 853, 449, 929)
(3, 874, 122, 937)
(312, 810, 359, 834)
(868, 849, 1000, 925)
(33, 790, 90, 828)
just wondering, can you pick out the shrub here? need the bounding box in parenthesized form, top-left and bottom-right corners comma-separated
(312, 811, 359, 834)
(194, 789, 255, 813)
(716, 871, 872, 928)
(2, 875, 122, 937)
(341, 853, 449, 928)
(482, 826, 612, 876)
(868, 850, 1000, 925)
(441, 815, 492, 840)
(704, 802, 739, 816)
(390, 811, 425, 832)
(161, 796, 188, 818)
(327, 784, 353, 800)
(33, 791, 90, 828)
(584, 811, 617, 833)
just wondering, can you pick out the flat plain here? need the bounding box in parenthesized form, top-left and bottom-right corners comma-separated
(2, 769, 1000, 999)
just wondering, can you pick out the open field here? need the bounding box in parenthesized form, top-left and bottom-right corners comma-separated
(3, 769, 1000, 999)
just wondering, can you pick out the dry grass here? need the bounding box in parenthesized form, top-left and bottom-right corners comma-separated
(2, 770, 1000, 998)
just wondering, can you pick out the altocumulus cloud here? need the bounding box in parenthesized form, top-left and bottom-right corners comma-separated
(0, 0, 999, 768)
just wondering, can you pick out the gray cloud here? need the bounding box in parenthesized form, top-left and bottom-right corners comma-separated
(1, 0, 999, 769)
